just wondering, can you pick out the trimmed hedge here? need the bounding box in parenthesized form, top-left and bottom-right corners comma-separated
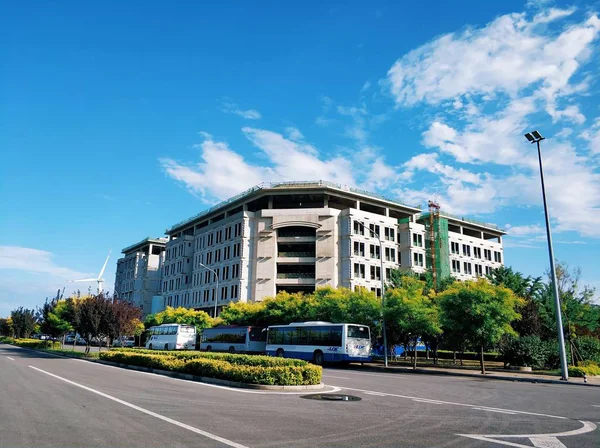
(568, 361, 600, 377)
(100, 350, 322, 386)
(8, 338, 61, 350)
(110, 348, 309, 367)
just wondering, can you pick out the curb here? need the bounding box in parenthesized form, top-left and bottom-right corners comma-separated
(345, 363, 599, 387)
(2, 343, 324, 391)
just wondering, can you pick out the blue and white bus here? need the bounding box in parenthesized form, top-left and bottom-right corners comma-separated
(200, 326, 267, 353)
(266, 321, 371, 365)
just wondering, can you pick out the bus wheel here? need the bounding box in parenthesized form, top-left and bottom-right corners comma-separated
(228, 346, 235, 353)
(164, 344, 169, 351)
(276, 348, 284, 357)
(313, 350, 324, 366)
(205, 345, 212, 352)
(148, 344, 153, 350)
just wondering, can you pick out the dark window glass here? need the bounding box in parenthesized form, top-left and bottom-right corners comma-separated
(249, 327, 267, 342)
(347, 325, 370, 340)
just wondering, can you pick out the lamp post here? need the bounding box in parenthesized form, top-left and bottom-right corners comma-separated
(524, 130, 569, 381)
(355, 220, 388, 368)
(198, 262, 220, 319)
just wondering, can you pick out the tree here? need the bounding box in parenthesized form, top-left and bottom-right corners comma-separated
(10, 307, 37, 338)
(107, 299, 142, 347)
(384, 277, 441, 368)
(77, 294, 113, 354)
(438, 279, 522, 374)
(0, 317, 12, 336)
(39, 299, 73, 341)
(145, 307, 213, 333)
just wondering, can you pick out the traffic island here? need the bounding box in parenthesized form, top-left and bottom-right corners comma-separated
(99, 349, 323, 389)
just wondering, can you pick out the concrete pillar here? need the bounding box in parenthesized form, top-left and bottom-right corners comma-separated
(460, 226, 464, 234)
(268, 196, 273, 209)
(324, 195, 329, 208)
(243, 203, 248, 211)
(356, 200, 360, 211)
(385, 207, 389, 217)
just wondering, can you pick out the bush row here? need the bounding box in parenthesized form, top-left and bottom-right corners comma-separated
(110, 348, 309, 367)
(5, 338, 61, 350)
(568, 361, 600, 377)
(99, 351, 322, 386)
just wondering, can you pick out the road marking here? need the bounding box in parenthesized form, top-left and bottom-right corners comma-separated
(412, 398, 448, 405)
(458, 420, 596, 448)
(6, 356, 14, 360)
(338, 386, 568, 420)
(591, 405, 600, 408)
(29, 365, 249, 448)
(364, 391, 387, 396)
(472, 407, 517, 415)
(323, 370, 409, 380)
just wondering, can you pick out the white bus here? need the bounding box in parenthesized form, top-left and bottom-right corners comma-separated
(266, 321, 371, 365)
(145, 324, 196, 350)
(200, 326, 267, 353)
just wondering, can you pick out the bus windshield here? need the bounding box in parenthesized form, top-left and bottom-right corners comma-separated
(347, 325, 370, 340)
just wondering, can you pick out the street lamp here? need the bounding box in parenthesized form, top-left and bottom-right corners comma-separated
(355, 220, 389, 368)
(198, 262, 220, 319)
(524, 130, 569, 381)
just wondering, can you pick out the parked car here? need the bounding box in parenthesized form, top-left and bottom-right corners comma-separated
(113, 336, 135, 348)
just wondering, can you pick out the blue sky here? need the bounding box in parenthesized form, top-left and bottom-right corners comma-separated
(1, 0, 599, 316)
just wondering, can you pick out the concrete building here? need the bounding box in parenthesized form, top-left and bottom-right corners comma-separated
(114, 237, 168, 316)
(154, 181, 505, 316)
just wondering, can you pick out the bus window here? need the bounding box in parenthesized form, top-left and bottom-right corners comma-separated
(347, 325, 369, 340)
(249, 327, 267, 342)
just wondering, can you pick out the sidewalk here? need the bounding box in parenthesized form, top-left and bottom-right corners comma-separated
(354, 361, 600, 387)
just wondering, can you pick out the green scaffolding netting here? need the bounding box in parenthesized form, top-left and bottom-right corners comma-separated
(419, 214, 450, 288)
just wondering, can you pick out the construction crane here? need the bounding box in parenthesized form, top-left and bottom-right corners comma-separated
(428, 200, 441, 288)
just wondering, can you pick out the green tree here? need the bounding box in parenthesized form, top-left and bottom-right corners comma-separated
(0, 317, 12, 336)
(39, 299, 73, 341)
(438, 279, 522, 374)
(384, 277, 441, 368)
(10, 307, 37, 338)
(145, 307, 213, 333)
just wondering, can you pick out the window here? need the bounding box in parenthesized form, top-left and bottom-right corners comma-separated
(221, 286, 228, 301)
(234, 222, 242, 238)
(216, 230, 223, 244)
(484, 249, 492, 261)
(385, 247, 395, 262)
(452, 260, 461, 273)
(230, 284, 239, 299)
(353, 241, 365, 257)
(224, 246, 231, 260)
(369, 245, 380, 259)
(474, 247, 482, 259)
(353, 263, 365, 279)
(215, 249, 221, 262)
(233, 243, 241, 258)
(384, 227, 395, 241)
(370, 266, 381, 280)
(413, 252, 424, 267)
(267, 326, 343, 347)
(226, 226, 232, 240)
(353, 220, 364, 235)
(494, 251, 502, 263)
(485, 266, 492, 276)
(451, 242, 460, 254)
(232, 263, 240, 279)
(412, 233, 423, 247)
(223, 266, 229, 280)
(464, 262, 472, 275)
(206, 251, 212, 264)
(208, 233, 214, 246)
(369, 223, 380, 237)
(462, 244, 471, 257)
(475, 264, 483, 276)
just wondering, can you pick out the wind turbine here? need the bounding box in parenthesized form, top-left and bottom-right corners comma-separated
(70, 250, 112, 294)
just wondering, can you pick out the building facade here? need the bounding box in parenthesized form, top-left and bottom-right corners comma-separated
(114, 237, 168, 316)
(147, 181, 505, 317)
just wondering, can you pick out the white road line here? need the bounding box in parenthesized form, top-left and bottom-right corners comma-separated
(472, 407, 517, 415)
(458, 420, 596, 448)
(6, 356, 15, 360)
(591, 405, 600, 408)
(412, 398, 447, 405)
(29, 365, 249, 448)
(364, 391, 387, 396)
(338, 386, 568, 420)
(323, 370, 408, 380)
(322, 375, 351, 380)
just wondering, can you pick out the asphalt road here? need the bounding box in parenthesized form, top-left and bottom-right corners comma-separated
(1, 344, 599, 448)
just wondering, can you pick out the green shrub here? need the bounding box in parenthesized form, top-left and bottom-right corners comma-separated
(569, 361, 600, 377)
(100, 351, 322, 385)
(0, 336, 15, 344)
(574, 336, 600, 363)
(498, 336, 552, 369)
(12, 338, 60, 350)
(109, 348, 309, 367)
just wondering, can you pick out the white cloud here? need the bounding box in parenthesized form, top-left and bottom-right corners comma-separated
(580, 118, 600, 154)
(219, 101, 262, 120)
(386, 10, 598, 109)
(285, 127, 304, 141)
(160, 138, 272, 201)
(504, 224, 545, 236)
(0, 246, 91, 280)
